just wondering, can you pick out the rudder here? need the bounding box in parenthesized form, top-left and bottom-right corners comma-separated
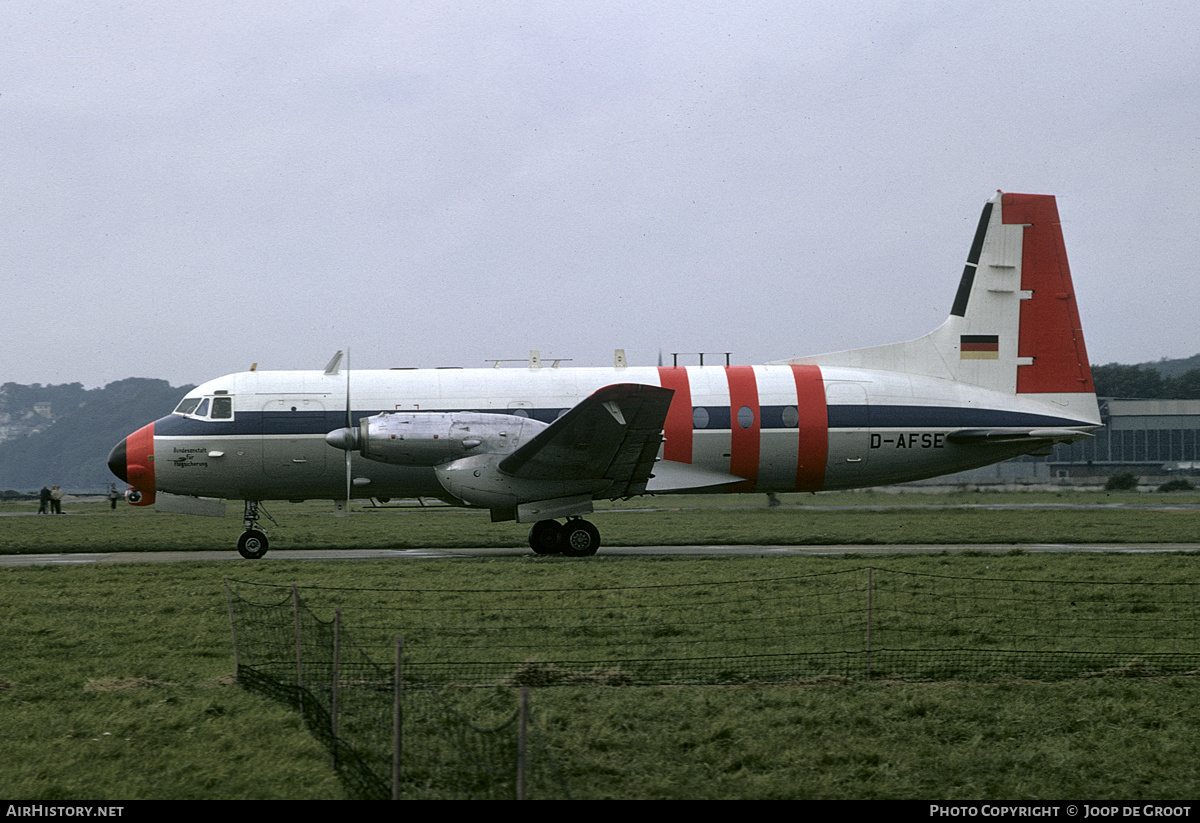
(1002, 193, 1095, 395)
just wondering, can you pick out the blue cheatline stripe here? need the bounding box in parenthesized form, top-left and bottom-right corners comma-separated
(153, 404, 1093, 439)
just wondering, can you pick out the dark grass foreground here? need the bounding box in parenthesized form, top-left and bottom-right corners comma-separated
(219, 555, 1200, 799)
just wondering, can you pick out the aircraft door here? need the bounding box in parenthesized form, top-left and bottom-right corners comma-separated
(261, 398, 328, 485)
(823, 381, 870, 487)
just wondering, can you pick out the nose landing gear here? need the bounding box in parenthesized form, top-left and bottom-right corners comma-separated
(237, 500, 275, 559)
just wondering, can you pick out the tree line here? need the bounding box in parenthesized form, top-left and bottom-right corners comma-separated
(0, 378, 192, 494)
(1091, 363, 1200, 400)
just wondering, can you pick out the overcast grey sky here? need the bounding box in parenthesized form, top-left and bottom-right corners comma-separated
(4, 1, 1198, 389)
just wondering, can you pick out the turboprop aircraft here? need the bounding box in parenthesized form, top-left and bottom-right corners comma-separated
(108, 191, 1100, 559)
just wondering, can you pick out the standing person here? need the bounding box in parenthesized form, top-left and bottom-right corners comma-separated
(50, 485, 63, 514)
(108, 483, 121, 510)
(38, 485, 50, 515)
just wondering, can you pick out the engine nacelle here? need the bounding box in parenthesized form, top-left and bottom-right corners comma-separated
(329, 411, 549, 467)
(434, 453, 605, 517)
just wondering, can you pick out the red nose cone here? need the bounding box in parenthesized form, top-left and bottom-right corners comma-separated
(108, 422, 156, 505)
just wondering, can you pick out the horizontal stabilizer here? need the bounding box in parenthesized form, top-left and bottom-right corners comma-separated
(947, 428, 1095, 446)
(500, 383, 674, 498)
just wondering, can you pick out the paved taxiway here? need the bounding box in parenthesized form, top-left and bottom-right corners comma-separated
(3, 543, 1199, 566)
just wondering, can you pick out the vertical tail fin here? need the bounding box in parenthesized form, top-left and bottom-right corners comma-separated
(781, 192, 1097, 419)
(943, 191, 1094, 397)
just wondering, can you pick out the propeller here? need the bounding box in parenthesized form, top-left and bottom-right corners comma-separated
(323, 348, 355, 517)
(340, 347, 352, 516)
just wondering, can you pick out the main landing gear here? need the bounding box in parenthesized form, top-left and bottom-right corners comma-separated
(527, 517, 601, 557)
(237, 500, 274, 559)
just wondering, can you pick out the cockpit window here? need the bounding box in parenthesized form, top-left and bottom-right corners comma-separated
(173, 395, 234, 421)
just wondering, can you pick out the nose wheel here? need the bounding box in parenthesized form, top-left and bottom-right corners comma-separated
(238, 529, 270, 560)
(237, 501, 274, 559)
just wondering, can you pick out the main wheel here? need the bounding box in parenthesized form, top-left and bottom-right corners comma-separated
(237, 529, 270, 559)
(560, 520, 600, 557)
(528, 520, 563, 554)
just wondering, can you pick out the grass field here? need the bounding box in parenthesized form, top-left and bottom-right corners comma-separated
(3, 490, 1200, 799)
(4, 488, 1200, 553)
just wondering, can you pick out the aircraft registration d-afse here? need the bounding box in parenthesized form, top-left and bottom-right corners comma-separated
(109, 192, 1100, 558)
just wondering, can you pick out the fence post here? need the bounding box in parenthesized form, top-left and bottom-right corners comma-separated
(392, 635, 403, 801)
(292, 584, 304, 712)
(866, 567, 873, 682)
(224, 577, 239, 676)
(517, 686, 529, 800)
(331, 607, 340, 771)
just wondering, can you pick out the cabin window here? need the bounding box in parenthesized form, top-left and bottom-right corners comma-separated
(737, 406, 754, 429)
(692, 407, 710, 429)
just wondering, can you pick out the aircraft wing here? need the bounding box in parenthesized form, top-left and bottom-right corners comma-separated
(499, 383, 674, 498)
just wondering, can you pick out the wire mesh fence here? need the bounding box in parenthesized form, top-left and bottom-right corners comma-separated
(230, 568, 1200, 686)
(867, 569, 1200, 680)
(225, 583, 569, 799)
(225, 568, 1200, 797)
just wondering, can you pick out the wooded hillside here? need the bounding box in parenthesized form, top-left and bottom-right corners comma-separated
(0, 378, 192, 493)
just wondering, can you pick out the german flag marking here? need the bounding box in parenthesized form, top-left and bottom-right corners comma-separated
(961, 334, 999, 360)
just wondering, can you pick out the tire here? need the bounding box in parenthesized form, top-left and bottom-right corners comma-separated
(560, 520, 600, 557)
(238, 529, 270, 559)
(528, 520, 563, 554)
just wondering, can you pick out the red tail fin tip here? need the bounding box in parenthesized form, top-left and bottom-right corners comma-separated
(1004, 193, 1094, 394)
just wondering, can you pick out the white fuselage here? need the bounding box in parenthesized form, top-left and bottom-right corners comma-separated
(147, 363, 1094, 504)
